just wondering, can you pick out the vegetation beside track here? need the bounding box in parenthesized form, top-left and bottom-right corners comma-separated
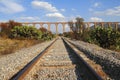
(64, 17, 120, 52)
(0, 20, 55, 55)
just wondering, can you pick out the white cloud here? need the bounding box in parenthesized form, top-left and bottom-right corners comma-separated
(90, 17, 103, 22)
(0, 0, 24, 14)
(46, 12, 65, 18)
(19, 16, 40, 21)
(94, 6, 120, 16)
(31, 0, 66, 22)
(60, 9, 65, 12)
(45, 12, 65, 21)
(31, 1, 58, 12)
(93, 2, 101, 7)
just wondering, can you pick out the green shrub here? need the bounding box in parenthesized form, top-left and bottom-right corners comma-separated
(63, 32, 71, 38)
(90, 27, 120, 48)
(115, 32, 120, 49)
(41, 31, 55, 40)
(39, 27, 55, 40)
(10, 26, 42, 40)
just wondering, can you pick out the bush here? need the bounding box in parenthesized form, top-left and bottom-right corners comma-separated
(0, 20, 22, 37)
(10, 26, 42, 40)
(63, 32, 70, 38)
(90, 27, 120, 48)
(39, 27, 55, 40)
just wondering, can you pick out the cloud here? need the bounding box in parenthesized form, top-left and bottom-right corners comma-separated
(93, 2, 101, 7)
(31, 1, 58, 12)
(31, 0, 66, 22)
(45, 12, 65, 21)
(0, 0, 25, 14)
(90, 17, 103, 22)
(46, 12, 65, 18)
(19, 16, 40, 21)
(94, 6, 120, 16)
(60, 9, 65, 12)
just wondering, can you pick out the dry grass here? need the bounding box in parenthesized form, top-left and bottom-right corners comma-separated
(0, 38, 42, 56)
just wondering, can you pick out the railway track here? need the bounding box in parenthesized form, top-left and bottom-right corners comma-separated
(10, 37, 104, 80)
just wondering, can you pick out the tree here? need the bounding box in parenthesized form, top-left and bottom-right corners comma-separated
(75, 17, 84, 36)
(68, 17, 85, 39)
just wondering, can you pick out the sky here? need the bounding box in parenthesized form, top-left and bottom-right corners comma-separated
(0, 0, 120, 33)
(0, 0, 120, 22)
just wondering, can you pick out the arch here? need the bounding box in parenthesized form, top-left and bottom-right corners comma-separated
(35, 24, 41, 29)
(22, 23, 28, 26)
(22, 23, 25, 26)
(110, 22, 116, 29)
(28, 24, 33, 26)
(89, 23, 95, 29)
(1, 21, 118, 34)
(118, 22, 120, 25)
(61, 23, 66, 33)
(65, 24, 70, 32)
(50, 24, 56, 34)
(57, 23, 63, 34)
(42, 24, 48, 30)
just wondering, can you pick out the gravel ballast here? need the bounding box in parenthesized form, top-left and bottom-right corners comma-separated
(24, 38, 109, 80)
(24, 38, 82, 80)
(0, 40, 54, 80)
(67, 38, 120, 80)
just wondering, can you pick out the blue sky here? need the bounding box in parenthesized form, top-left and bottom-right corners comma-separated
(0, 0, 120, 22)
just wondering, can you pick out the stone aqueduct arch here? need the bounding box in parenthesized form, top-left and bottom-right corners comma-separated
(22, 22, 69, 34)
(0, 22, 119, 34)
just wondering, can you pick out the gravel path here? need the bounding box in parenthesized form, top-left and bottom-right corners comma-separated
(66, 38, 120, 80)
(0, 40, 54, 80)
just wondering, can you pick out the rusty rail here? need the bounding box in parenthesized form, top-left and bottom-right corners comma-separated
(10, 38, 58, 80)
(10, 37, 103, 80)
(62, 38, 103, 80)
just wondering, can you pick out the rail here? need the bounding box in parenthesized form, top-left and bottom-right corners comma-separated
(10, 37, 103, 80)
(62, 38, 103, 80)
(10, 38, 58, 80)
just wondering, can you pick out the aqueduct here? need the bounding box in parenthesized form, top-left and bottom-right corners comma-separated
(21, 22, 69, 34)
(0, 22, 120, 34)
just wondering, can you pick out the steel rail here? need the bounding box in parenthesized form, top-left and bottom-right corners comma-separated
(62, 38, 103, 80)
(10, 37, 103, 80)
(10, 38, 58, 80)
